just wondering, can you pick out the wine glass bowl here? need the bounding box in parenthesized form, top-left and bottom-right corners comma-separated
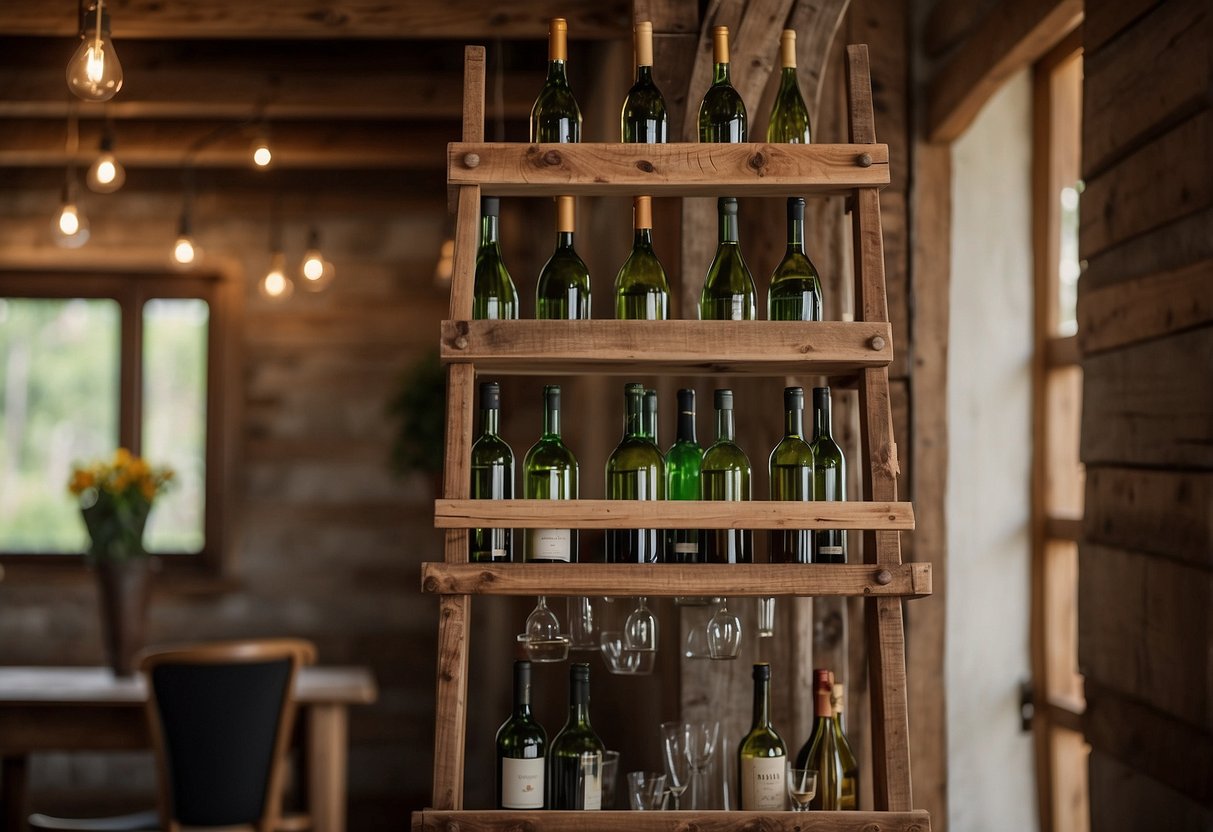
(707, 599, 742, 659)
(519, 596, 570, 663)
(626, 770, 667, 811)
(623, 596, 658, 652)
(660, 721, 692, 810)
(685, 721, 720, 810)
(567, 596, 598, 651)
(786, 766, 819, 812)
(599, 631, 654, 675)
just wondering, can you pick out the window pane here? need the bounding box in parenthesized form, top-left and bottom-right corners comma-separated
(0, 298, 120, 552)
(142, 298, 208, 553)
(1057, 183, 1082, 336)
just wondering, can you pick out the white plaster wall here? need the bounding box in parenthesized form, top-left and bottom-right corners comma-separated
(946, 69, 1036, 832)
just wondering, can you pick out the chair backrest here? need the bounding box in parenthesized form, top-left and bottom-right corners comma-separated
(139, 639, 316, 832)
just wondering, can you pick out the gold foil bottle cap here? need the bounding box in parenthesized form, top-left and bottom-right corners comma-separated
(781, 29, 796, 68)
(633, 195, 652, 230)
(555, 196, 575, 233)
(713, 26, 730, 64)
(549, 18, 568, 62)
(635, 21, 654, 67)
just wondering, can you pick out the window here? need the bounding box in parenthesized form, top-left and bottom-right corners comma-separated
(0, 270, 232, 570)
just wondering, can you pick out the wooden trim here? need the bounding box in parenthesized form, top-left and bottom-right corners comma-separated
(420, 562, 932, 598)
(1045, 335, 1080, 367)
(440, 320, 894, 375)
(1046, 698, 1085, 734)
(431, 595, 470, 810)
(447, 142, 891, 196)
(414, 810, 934, 832)
(1044, 516, 1082, 542)
(1077, 258, 1213, 355)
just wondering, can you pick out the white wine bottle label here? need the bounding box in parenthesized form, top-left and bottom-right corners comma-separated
(531, 529, 571, 561)
(501, 757, 544, 809)
(673, 542, 698, 555)
(492, 547, 509, 559)
(819, 546, 844, 555)
(741, 755, 786, 810)
(579, 751, 602, 810)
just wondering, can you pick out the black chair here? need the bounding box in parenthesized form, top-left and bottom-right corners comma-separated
(30, 639, 316, 832)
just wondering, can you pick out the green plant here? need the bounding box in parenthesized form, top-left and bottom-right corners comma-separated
(388, 349, 446, 479)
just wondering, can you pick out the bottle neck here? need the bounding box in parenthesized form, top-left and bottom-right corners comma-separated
(785, 405, 803, 438)
(633, 227, 653, 249)
(569, 676, 591, 725)
(752, 675, 771, 728)
(814, 398, 832, 440)
(544, 402, 562, 438)
(481, 406, 500, 436)
(815, 687, 833, 719)
(481, 214, 500, 247)
(786, 213, 804, 255)
(718, 212, 738, 244)
(635, 64, 654, 85)
(624, 391, 644, 440)
(713, 61, 731, 86)
(780, 66, 799, 91)
(677, 407, 697, 443)
(513, 666, 532, 717)
(716, 407, 735, 442)
(556, 230, 575, 249)
(547, 59, 568, 84)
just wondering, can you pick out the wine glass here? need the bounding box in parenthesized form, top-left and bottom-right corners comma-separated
(757, 596, 776, 638)
(516, 595, 569, 662)
(660, 721, 692, 810)
(706, 598, 742, 660)
(686, 721, 719, 810)
(627, 771, 667, 810)
(567, 596, 597, 651)
(786, 766, 818, 812)
(624, 596, 658, 652)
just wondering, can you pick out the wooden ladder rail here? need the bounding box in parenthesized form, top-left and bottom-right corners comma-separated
(845, 44, 914, 812)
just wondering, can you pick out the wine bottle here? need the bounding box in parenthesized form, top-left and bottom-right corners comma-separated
(644, 388, 659, 446)
(665, 388, 703, 563)
(811, 387, 847, 563)
(769, 386, 814, 564)
(605, 383, 665, 563)
(697, 26, 747, 142)
(470, 381, 514, 562)
(537, 196, 591, 320)
(614, 196, 669, 320)
(621, 21, 668, 143)
(547, 662, 605, 810)
(795, 668, 843, 810)
(531, 18, 582, 143)
(832, 682, 860, 811)
(738, 662, 787, 810)
(523, 385, 579, 562)
(700, 197, 756, 321)
(496, 660, 546, 809)
(768, 197, 824, 322)
(766, 29, 811, 144)
(701, 389, 752, 563)
(473, 197, 519, 320)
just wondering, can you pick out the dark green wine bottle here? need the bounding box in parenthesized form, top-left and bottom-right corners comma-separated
(621, 21, 667, 143)
(537, 196, 591, 320)
(473, 197, 519, 320)
(766, 30, 811, 144)
(811, 387, 846, 563)
(523, 385, 579, 562)
(738, 663, 788, 810)
(700, 197, 756, 320)
(832, 682, 860, 810)
(605, 383, 665, 563)
(768, 197, 823, 322)
(698, 26, 747, 142)
(795, 668, 843, 810)
(614, 196, 669, 320)
(666, 388, 703, 563)
(470, 381, 514, 562)
(701, 389, 752, 563)
(547, 663, 605, 810)
(643, 388, 659, 447)
(496, 660, 546, 809)
(531, 18, 581, 143)
(769, 386, 814, 564)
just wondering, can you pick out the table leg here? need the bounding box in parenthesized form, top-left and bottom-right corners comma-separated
(306, 704, 347, 832)
(2, 755, 29, 832)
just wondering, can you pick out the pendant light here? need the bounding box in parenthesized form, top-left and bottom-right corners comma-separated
(172, 168, 199, 267)
(259, 195, 293, 299)
(251, 121, 272, 168)
(67, 0, 123, 102)
(52, 178, 90, 248)
(86, 124, 124, 193)
(300, 227, 335, 291)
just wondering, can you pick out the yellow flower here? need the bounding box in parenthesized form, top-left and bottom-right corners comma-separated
(113, 448, 132, 469)
(140, 479, 156, 500)
(128, 458, 149, 478)
(68, 468, 95, 495)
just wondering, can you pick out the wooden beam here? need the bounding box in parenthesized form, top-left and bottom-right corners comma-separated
(1078, 258, 1213, 356)
(415, 810, 934, 832)
(1082, 207, 1213, 292)
(1083, 0, 1163, 54)
(1089, 751, 1213, 832)
(0, 0, 630, 39)
(927, 0, 1082, 142)
(923, 0, 1000, 58)
(1084, 467, 1213, 570)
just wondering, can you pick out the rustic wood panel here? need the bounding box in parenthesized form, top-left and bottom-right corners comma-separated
(1078, 258, 1213, 355)
(414, 809, 934, 831)
(923, 0, 1001, 57)
(1088, 751, 1213, 832)
(1084, 467, 1213, 570)
(1082, 207, 1213, 292)
(1082, 0, 1163, 53)
(1079, 326, 1213, 469)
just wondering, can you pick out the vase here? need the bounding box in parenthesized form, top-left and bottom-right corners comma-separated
(95, 558, 153, 677)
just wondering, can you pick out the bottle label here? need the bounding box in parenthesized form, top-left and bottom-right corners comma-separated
(531, 529, 571, 561)
(741, 755, 786, 810)
(579, 751, 602, 810)
(492, 547, 509, 559)
(673, 542, 698, 555)
(819, 546, 844, 555)
(501, 757, 544, 809)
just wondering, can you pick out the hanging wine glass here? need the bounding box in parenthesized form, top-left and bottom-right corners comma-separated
(623, 596, 658, 652)
(516, 595, 569, 662)
(706, 598, 742, 660)
(566, 596, 597, 651)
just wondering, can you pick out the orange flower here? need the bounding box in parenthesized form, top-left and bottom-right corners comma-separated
(68, 468, 95, 495)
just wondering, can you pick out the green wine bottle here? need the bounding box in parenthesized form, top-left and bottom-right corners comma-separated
(537, 196, 591, 320)
(832, 682, 860, 811)
(523, 385, 579, 562)
(768, 197, 824, 322)
(769, 386, 814, 564)
(496, 660, 546, 809)
(700, 197, 756, 321)
(473, 197, 519, 320)
(811, 387, 847, 563)
(766, 29, 811, 144)
(643, 388, 659, 447)
(547, 662, 605, 810)
(621, 21, 668, 143)
(470, 381, 514, 562)
(795, 668, 843, 810)
(605, 383, 665, 563)
(531, 18, 581, 143)
(738, 662, 788, 810)
(666, 388, 703, 563)
(701, 389, 752, 563)
(698, 26, 747, 142)
(614, 196, 669, 320)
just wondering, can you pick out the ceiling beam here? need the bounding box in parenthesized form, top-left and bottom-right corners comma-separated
(0, 0, 629, 40)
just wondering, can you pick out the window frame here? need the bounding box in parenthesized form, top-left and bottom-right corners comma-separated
(0, 266, 240, 576)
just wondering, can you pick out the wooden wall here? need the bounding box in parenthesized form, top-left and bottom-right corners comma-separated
(1076, 0, 1213, 827)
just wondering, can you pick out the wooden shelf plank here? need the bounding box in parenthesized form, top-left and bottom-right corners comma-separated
(434, 499, 914, 530)
(414, 809, 933, 832)
(448, 142, 890, 196)
(420, 562, 933, 598)
(441, 320, 894, 375)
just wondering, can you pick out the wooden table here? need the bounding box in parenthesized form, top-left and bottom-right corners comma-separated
(0, 666, 377, 832)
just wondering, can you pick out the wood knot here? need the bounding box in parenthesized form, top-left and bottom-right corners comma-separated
(445, 822, 459, 832)
(635, 159, 655, 173)
(870, 334, 886, 351)
(454, 335, 469, 350)
(542, 150, 562, 166)
(747, 152, 767, 173)
(857, 152, 873, 167)
(462, 153, 480, 169)
(423, 576, 439, 593)
(875, 569, 893, 586)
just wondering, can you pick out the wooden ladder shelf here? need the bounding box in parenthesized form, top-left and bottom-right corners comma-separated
(412, 43, 932, 832)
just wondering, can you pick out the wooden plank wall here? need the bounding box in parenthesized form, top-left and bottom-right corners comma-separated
(1076, 0, 1213, 827)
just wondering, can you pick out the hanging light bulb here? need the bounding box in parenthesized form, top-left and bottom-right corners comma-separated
(259, 251, 294, 300)
(251, 126, 272, 168)
(52, 181, 90, 248)
(300, 228, 335, 291)
(67, 0, 123, 102)
(86, 131, 124, 193)
(172, 211, 198, 267)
